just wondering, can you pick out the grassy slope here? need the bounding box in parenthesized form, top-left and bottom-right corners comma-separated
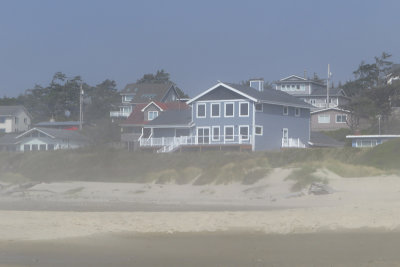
(0, 141, 399, 184)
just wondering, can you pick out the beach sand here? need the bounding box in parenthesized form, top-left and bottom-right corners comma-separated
(1, 168, 400, 265)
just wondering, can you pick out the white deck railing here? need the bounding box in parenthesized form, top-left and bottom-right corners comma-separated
(110, 111, 131, 118)
(140, 135, 253, 153)
(282, 138, 306, 148)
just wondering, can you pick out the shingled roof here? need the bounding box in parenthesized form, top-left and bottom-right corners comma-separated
(120, 82, 177, 103)
(188, 82, 313, 109)
(120, 101, 189, 126)
(145, 109, 193, 128)
(0, 105, 30, 117)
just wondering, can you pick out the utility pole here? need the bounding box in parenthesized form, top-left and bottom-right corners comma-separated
(79, 83, 83, 130)
(326, 64, 330, 109)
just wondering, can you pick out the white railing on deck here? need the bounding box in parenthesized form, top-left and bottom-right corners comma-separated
(140, 135, 253, 153)
(110, 111, 131, 118)
(282, 138, 306, 148)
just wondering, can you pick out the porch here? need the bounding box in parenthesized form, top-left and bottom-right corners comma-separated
(140, 135, 253, 153)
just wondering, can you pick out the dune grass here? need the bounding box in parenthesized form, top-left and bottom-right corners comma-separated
(284, 166, 327, 192)
(1, 140, 399, 185)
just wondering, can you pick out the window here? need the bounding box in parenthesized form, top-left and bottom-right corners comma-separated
(296, 85, 300, 90)
(224, 103, 234, 117)
(212, 126, 220, 141)
(148, 111, 158, 121)
(224, 126, 234, 141)
(356, 139, 378, 147)
(255, 103, 263, 112)
(48, 144, 54, 151)
(197, 127, 210, 144)
(15, 118, 18, 124)
(295, 108, 300, 117)
(0, 118, 5, 123)
(31, 144, 38, 151)
(39, 144, 46, 151)
(197, 103, 206, 118)
(211, 103, 220, 118)
(255, 126, 263, 135)
(318, 114, 330, 123)
(310, 99, 316, 105)
(336, 114, 347, 123)
(281, 85, 286, 90)
(239, 126, 249, 141)
(24, 145, 30, 151)
(0, 128, 5, 133)
(239, 102, 249, 117)
(283, 106, 288, 115)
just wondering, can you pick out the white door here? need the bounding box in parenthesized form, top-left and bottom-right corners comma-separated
(282, 128, 288, 146)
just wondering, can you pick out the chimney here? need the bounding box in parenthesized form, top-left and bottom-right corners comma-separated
(249, 78, 264, 92)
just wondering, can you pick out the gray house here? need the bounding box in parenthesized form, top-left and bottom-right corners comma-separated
(275, 75, 349, 109)
(140, 81, 312, 152)
(110, 82, 182, 119)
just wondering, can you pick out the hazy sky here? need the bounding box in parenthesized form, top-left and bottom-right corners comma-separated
(0, 0, 399, 97)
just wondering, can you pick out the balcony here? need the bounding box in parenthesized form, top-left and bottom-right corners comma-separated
(110, 111, 131, 118)
(312, 103, 338, 108)
(140, 135, 253, 153)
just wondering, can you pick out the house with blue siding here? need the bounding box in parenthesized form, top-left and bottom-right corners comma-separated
(140, 80, 312, 152)
(346, 135, 400, 148)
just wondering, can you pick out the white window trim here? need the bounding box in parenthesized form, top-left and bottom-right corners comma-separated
(224, 102, 234, 118)
(224, 125, 234, 141)
(210, 103, 220, 118)
(148, 111, 159, 121)
(255, 103, 263, 112)
(255, 125, 263, 136)
(335, 114, 347, 123)
(318, 114, 330, 124)
(212, 126, 220, 141)
(197, 127, 211, 144)
(239, 125, 249, 141)
(239, 102, 249, 117)
(295, 108, 300, 117)
(283, 106, 289, 116)
(197, 103, 206, 118)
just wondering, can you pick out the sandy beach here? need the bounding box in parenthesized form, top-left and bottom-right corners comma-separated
(2, 168, 400, 265)
(1, 168, 400, 240)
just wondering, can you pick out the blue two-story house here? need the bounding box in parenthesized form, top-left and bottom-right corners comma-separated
(139, 80, 312, 152)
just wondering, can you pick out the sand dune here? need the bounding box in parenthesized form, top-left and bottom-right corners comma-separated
(1, 168, 400, 241)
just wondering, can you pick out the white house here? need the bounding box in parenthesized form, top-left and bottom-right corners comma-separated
(0, 106, 32, 133)
(0, 127, 90, 152)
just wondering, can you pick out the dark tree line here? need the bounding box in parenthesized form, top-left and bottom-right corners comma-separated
(341, 52, 400, 132)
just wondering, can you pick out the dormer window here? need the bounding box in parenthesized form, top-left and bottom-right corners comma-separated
(148, 111, 159, 121)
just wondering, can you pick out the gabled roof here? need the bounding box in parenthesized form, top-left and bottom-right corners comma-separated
(145, 108, 193, 128)
(16, 127, 90, 143)
(121, 101, 189, 126)
(309, 88, 348, 97)
(120, 82, 178, 103)
(280, 75, 308, 81)
(35, 121, 84, 127)
(277, 75, 325, 86)
(310, 107, 350, 114)
(187, 82, 313, 109)
(0, 105, 31, 118)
